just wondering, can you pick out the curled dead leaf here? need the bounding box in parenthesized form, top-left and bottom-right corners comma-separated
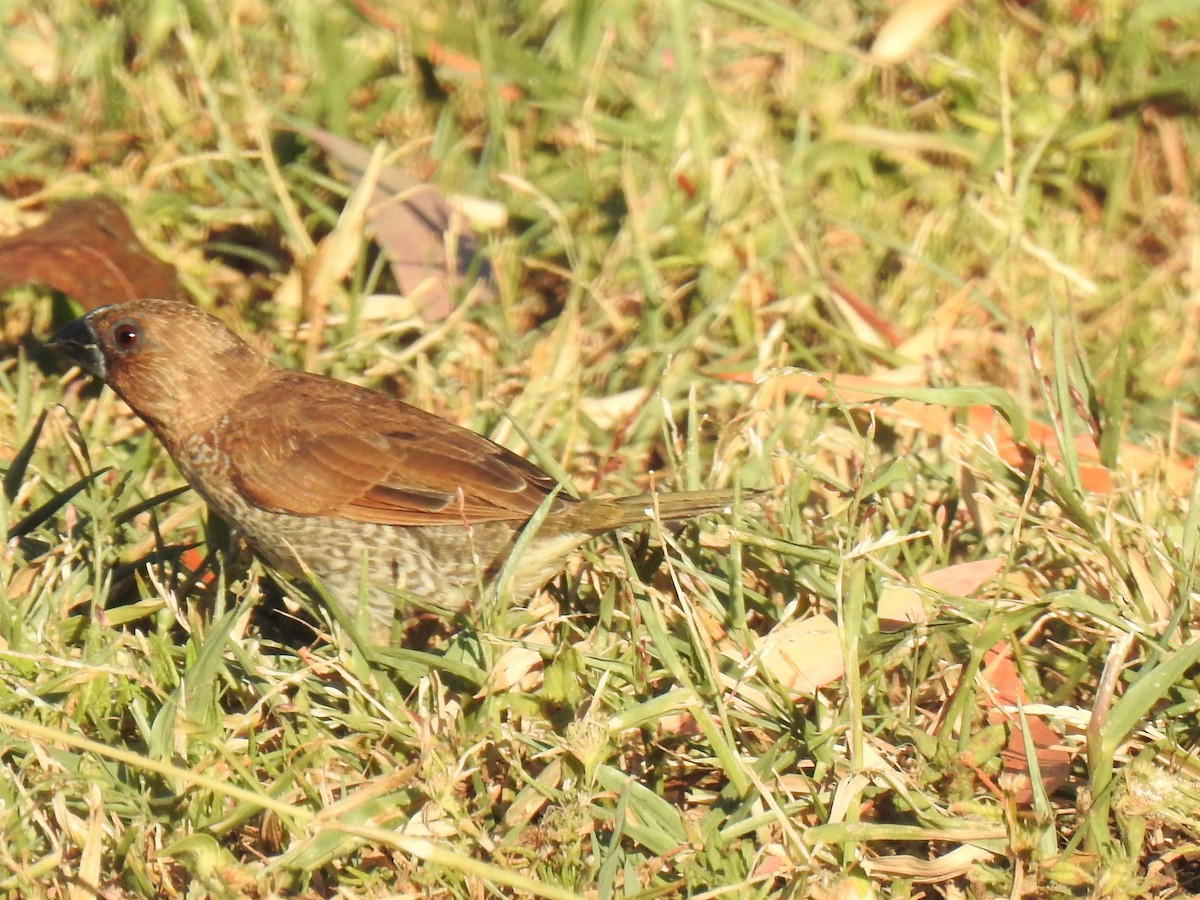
(0, 196, 179, 310)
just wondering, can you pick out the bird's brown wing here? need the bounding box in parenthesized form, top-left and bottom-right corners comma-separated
(220, 371, 565, 526)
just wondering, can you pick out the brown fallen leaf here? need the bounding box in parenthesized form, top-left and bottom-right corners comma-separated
(298, 127, 492, 322)
(0, 196, 179, 310)
(982, 644, 1075, 805)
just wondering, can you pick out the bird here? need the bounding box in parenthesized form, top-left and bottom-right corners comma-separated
(49, 298, 751, 642)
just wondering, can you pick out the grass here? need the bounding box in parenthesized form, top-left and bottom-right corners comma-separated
(3, 0, 1200, 896)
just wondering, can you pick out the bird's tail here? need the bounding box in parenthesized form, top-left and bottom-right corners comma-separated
(565, 488, 763, 535)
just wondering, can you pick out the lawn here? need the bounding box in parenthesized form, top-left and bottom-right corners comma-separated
(2, 0, 1200, 896)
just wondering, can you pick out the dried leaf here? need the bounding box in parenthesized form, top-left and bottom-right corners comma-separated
(758, 613, 844, 698)
(0, 196, 179, 310)
(826, 276, 905, 349)
(751, 843, 795, 881)
(5, 564, 38, 601)
(578, 387, 652, 430)
(871, 0, 966, 65)
(881, 559, 1003, 631)
(921, 558, 1004, 596)
(500, 759, 561, 832)
(982, 646, 1074, 804)
(476, 625, 551, 696)
(178, 548, 214, 588)
(877, 585, 927, 631)
(477, 645, 544, 695)
(656, 712, 701, 737)
(6, 12, 58, 85)
(298, 128, 492, 322)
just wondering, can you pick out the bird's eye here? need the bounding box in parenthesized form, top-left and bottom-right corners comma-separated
(112, 321, 141, 351)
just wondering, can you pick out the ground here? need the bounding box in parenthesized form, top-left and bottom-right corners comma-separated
(1, 1, 1200, 897)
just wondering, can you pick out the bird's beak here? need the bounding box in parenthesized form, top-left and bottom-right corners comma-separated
(48, 316, 106, 380)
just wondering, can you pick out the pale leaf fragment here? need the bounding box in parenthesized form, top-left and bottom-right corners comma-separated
(476, 626, 552, 696)
(578, 387, 652, 430)
(871, 0, 966, 65)
(7, 13, 58, 85)
(921, 557, 1004, 596)
(878, 584, 927, 631)
(759, 614, 844, 697)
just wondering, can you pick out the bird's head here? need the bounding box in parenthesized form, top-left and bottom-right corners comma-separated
(49, 298, 272, 438)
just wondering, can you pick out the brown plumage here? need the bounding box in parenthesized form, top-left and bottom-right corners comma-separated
(49, 298, 747, 641)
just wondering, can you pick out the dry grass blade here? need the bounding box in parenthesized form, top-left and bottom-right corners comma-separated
(298, 126, 491, 322)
